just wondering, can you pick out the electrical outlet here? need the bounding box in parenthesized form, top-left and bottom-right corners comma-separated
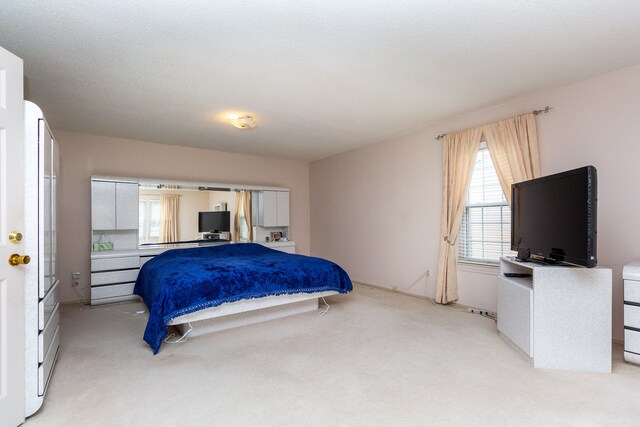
(71, 271, 81, 287)
(426, 269, 430, 277)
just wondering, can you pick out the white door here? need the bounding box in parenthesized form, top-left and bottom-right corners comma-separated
(0, 46, 26, 427)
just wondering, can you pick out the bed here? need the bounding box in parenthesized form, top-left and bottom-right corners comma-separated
(134, 243, 353, 353)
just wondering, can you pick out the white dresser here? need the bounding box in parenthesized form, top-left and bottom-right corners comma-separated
(90, 251, 141, 305)
(24, 101, 60, 416)
(623, 262, 640, 365)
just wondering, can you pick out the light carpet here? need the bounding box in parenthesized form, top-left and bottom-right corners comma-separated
(24, 285, 640, 426)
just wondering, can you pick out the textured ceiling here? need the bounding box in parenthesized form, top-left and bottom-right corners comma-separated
(2, 1, 640, 161)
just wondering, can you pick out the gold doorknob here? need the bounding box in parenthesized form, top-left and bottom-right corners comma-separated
(8, 254, 30, 266)
(9, 231, 23, 243)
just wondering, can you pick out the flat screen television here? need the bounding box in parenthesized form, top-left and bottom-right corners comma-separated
(198, 211, 230, 233)
(511, 165, 597, 268)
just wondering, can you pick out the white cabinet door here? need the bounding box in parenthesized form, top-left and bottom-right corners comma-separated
(115, 182, 139, 230)
(262, 191, 278, 227)
(276, 191, 289, 226)
(51, 139, 59, 286)
(91, 181, 116, 230)
(253, 190, 290, 227)
(497, 275, 533, 357)
(42, 121, 53, 291)
(92, 180, 138, 230)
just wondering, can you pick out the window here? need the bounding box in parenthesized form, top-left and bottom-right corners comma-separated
(139, 197, 161, 243)
(237, 200, 249, 242)
(458, 145, 515, 264)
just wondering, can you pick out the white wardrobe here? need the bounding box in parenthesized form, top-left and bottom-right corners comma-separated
(24, 101, 60, 416)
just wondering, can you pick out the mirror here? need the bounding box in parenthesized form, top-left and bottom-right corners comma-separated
(91, 175, 290, 251)
(138, 182, 239, 244)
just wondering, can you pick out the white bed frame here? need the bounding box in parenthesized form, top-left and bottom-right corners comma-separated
(168, 291, 338, 337)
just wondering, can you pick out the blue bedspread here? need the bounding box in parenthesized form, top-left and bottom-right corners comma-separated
(134, 243, 352, 353)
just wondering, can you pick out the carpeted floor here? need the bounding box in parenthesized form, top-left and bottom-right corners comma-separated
(24, 285, 640, 426)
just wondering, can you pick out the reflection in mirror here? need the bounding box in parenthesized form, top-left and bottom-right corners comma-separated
(138, 184, 237, 243)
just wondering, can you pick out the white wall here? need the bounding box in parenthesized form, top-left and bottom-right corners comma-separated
(310, 130, 441, 298)
(310, 63, 640, 342)
(57, 132, 310, 303)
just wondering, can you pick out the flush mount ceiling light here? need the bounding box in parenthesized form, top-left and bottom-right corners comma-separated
(228, 115, 256, 129)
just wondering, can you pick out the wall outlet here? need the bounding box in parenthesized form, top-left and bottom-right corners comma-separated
(71, 272, 81, 287)
(426, 269, 430, 277)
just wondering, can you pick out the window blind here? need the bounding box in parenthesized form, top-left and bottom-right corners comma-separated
(458, 147, 515, 264)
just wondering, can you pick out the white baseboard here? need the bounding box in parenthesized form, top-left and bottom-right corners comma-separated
(353, 281, 431, 301)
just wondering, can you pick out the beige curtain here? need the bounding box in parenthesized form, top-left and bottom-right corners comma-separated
(435, 128, 483, 304)
(159, 195, 179, 242)
(483, 113, 541, 206)
(435, 112, 541, 304)
(233, 191, 253, 242)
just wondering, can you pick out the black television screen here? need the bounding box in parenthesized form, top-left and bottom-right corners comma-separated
(511, 165, 597, 268)
(198, 211, 230, 233)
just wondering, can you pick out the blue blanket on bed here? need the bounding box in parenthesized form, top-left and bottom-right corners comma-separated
(134, 243, 353, 354)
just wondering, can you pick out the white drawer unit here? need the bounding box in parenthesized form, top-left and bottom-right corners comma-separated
(38, 326, 60, 396)
(91, 255, 140, 271)
(625, 329, 640, 353)
(91, 283, 136, 300)
(39, 280, 59, 330)
(91, 253, 141, 305)
(140, 255, 155, 267)
(275, 244, 295, 254)
(91, 269, 140, 286)
(623, 261, 640, 365)
(39, 304, 59, 363)
(260, 241, 296, 254)
(625, 280, 640, 304)
(625, 304, 640, 329)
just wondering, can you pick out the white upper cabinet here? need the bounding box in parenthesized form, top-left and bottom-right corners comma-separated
(91, 179, 139, 230)
(253, 190, 290, 227)
(276, 191, 289, 226)
(115, 182, 139, 229)
(262, 191, 278, 226)
(91, 181, 116, 230)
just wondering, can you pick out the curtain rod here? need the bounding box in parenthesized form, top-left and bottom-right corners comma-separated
(434, 106, 553, 140)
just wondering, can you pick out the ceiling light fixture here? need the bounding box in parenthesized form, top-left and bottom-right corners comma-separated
(228, 115, 256, 129)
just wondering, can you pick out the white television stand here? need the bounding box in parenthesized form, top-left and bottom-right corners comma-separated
(497, 257, 612, 373)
